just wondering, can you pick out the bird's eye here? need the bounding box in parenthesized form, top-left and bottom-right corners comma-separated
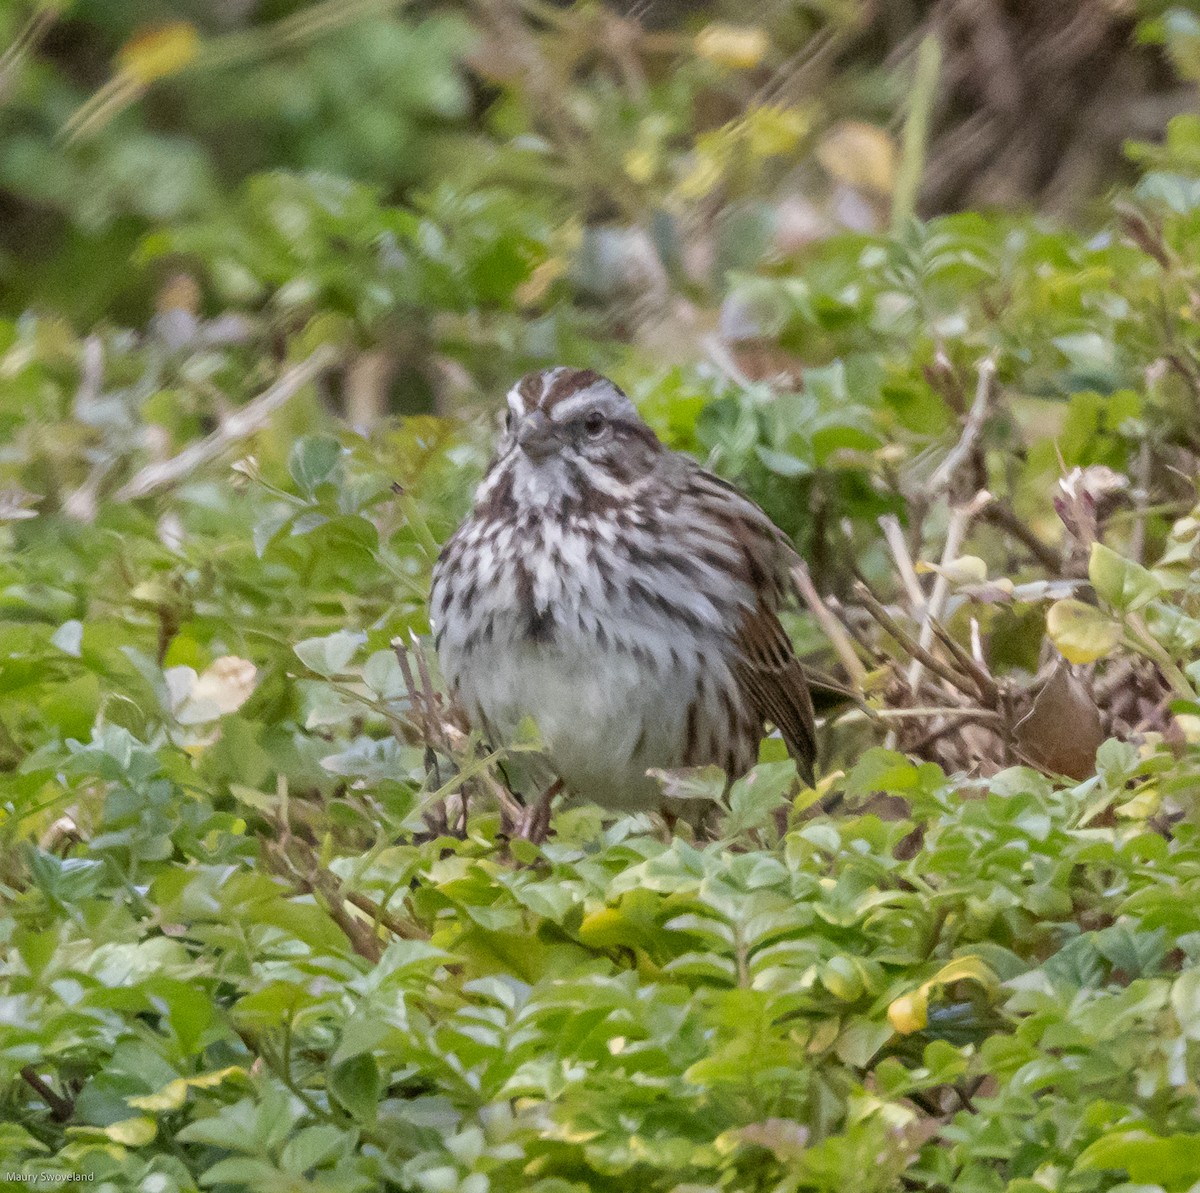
(583, 411, 605, 437)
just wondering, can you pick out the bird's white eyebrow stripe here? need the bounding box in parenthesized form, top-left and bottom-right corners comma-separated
(545, 391, 604, 422)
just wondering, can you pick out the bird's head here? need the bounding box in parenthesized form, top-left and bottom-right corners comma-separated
(494, 367, 663, 507)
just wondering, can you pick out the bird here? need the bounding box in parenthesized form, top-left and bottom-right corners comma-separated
(429, 367, 815, 829)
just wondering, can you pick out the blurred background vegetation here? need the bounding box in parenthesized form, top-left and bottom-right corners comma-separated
(7, 3, 1200, 1189)
(4, 0, 1197, 384)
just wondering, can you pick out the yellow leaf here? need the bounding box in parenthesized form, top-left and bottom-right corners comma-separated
(1176, 714, 1200, 745)
(128, 1066, 245, 1112)
(117, 23, 201, 85)
(887, 991, 927, 1034)
(888, 957, 998, 1036)
(923, 956, 1000, 991)
(578, 908, 626, 950)
(695, 23, 769, 70)
(515, 258, 566, 307)
(1116, 787, 1161, 819)
(745, 105, 810, 159)
(104, 1117, 156, 1146)
(676, 151, 724, 201)
(915, 555, 988, 585)
(623, 147, 657, 184)
(1046, 599, 1122, 665)
(816, 120, 897, 195)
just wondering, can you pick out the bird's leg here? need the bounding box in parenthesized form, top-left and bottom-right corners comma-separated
(521, 778, 563, 843)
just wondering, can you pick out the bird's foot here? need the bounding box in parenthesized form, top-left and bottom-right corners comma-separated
(518, 778, 563, 843)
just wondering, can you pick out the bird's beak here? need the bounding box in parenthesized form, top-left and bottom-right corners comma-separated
(516, 411, 559, 460)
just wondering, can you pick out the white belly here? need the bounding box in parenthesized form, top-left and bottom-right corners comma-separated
(447, 632, 703, 809)
(431, 498, 756, 810)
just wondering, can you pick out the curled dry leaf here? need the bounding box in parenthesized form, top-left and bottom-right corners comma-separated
(915, 554, 988, 586)
(168, 656, 258, 725)
(816, 120, 898, 196)
(1015, 662, 1105, 780)
(694, 24, 769, 70)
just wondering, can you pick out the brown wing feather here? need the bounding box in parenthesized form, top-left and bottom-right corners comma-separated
(685, 464, 817, 783)
(733, 603, 817, 784)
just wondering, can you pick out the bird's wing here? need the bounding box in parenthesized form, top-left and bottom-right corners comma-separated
(685, 464, 817, 783)
(732, 600, 817, 785)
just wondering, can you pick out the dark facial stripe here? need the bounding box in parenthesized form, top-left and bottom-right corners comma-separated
(516, 372, 545, 410)
(473, 463, 516, 522)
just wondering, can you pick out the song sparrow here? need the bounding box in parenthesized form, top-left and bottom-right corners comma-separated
(429, 367, 816, 815)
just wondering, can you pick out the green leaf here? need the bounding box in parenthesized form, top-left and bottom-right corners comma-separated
(1171, 968, 1200, 1039)
(329, 1053, 380, 1125)
(289, 434, 343, 497)
(723, 760, 795, 835)
(279, 1123, 347, 1174)
(294, 629, 367, 677)
(1076, 1131, 1200, 1190)
(1089, 543, 1163, 612)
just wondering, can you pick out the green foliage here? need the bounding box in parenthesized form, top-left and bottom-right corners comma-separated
(5, 2, 1200, 1191)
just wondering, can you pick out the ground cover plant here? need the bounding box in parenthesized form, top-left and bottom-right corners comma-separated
(4, 2, 1200, 1190)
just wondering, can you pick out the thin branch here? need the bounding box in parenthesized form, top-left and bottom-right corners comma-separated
(981, 498, 1064, 574)
(343, 888, 428, 942)
(791, 562, 869, 688)
(854, 581, 977, 697)
(929, 619, 998, 703)
(20, 1066, 74, 1122)
(823, 593, 884, 658)
(393, 637, 449, 836)
(410, 631, 468, 834)
(878, 514, 926, 609)
(113, 345, 337, 502)
(1129, 438, 1152, 565)
(0, 6, 58, 102)
(903, 490, 992, 701)
(930, 355, 996, 495)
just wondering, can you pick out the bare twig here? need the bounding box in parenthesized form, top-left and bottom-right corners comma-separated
(970, 617, 986, 669)
(20, 1066, 74, 1122)
(903, 490, 992, 700)
(854, 582, 977, 698)
(410, 631, 468, 834)
(791, 562, 869, 688)
(0, 7, 57, 103)
(864, 706, 1002, 723)
(929, 355, 996, 495)
(824, 594, 883, 659)
(113, 345, 337, 502)
(473, 767, 528, 835)
(981, 499, 1063, 574)
(343, 888, 428, 942)
(929, 619, 998, 703)
(393, 637, 450, 837)
(879, 514, 926, 609)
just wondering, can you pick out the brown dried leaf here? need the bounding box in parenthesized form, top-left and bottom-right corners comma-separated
(1015, 662, 1104, 780)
